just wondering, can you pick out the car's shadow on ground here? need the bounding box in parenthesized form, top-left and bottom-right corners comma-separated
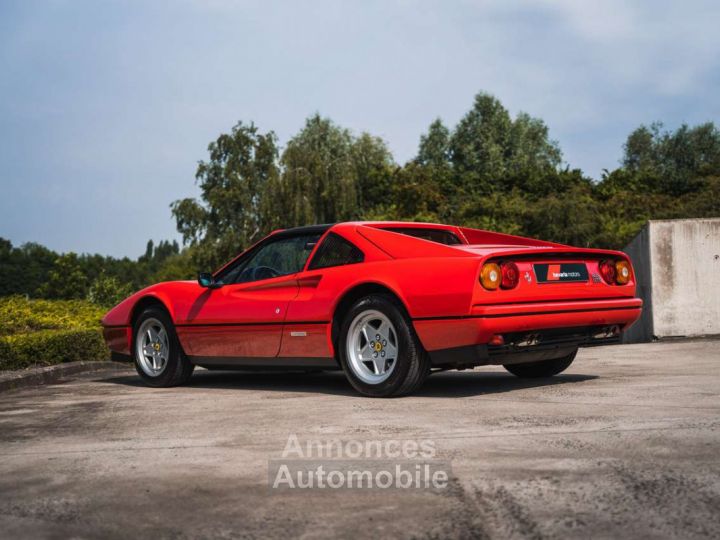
(102, 368, 597, 398)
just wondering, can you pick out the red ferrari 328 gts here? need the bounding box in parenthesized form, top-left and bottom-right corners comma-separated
(102, 222, 642, 397)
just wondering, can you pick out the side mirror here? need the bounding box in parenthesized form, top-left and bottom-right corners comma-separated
(198, 272, 220, 289)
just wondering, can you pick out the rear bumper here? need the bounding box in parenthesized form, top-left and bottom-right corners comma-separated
(413, 298, 642, 363)
(426, 325, 620, 367)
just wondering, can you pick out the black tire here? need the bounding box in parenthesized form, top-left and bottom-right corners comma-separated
(338, 295, 430, 397)
(503, 349, 577, 378)
(132, 307, 194, 387)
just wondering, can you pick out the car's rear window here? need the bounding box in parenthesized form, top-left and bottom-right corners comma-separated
(383, 227, 463, 245)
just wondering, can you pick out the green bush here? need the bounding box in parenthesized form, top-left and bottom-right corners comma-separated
(0, 296, 105, 336)
(0, 296, 109, 370)
(0, 329, 109, 370)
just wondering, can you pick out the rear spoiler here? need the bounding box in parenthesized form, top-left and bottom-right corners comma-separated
(474, 247, 632, 262)
(458, 227, 564, 248)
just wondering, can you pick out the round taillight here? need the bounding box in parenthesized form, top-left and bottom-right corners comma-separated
(500, 261, 519, 289)
(480, 263, 501, 290)
(615, 260, 632, 284)
(598, 260, 617, 284)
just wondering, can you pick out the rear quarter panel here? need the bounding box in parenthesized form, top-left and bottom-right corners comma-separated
(287, 257, 483, 322)
(283, 256, 482, 358)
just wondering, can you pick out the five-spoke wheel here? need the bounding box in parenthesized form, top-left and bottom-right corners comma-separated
(135, 317, 170, 376)
(132, 307, 194, 387)
(339, 295, 430, 397)
(346, 310, 399, 384)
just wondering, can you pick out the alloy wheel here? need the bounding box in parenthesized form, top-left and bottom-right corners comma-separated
(346, 309, 399, 384)
(135, 317, 170, 377)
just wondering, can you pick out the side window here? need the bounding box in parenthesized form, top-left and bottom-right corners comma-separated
(308, 233, 364, 270)
(217, 234, 320, 284)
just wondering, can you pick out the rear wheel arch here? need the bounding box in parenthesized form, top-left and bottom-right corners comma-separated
(331, 282, 412, 355)
(336, 293, 430, 397)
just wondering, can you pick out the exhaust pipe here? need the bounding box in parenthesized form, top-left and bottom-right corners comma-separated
(515, 333, 540, 347)
(592, 325, 620, 340)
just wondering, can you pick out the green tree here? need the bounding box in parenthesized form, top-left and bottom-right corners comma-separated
(449, 93, 514, 191)
(448, 92, 562, 195)
(0, 240, 57, 297)
(87, 274, 134, 307)
(352, 132, 395, 213)
(417, 119, 451, 168)
(278, 114, 359, 227)
(382, 163, 445, 222)
(171, 121, 280, 269)
(37, 253, 88, 300)
(271, 114, 396, 227)
(149, 249, 196, 283)
(523, 185, 603, 247)
(414, 119, 459, 219)
(621, 121, 720, 195)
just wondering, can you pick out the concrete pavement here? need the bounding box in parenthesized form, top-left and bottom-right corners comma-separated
(0, 340, 718, 539)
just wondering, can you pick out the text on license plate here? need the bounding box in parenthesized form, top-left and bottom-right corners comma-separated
(534, 263, 589, 283)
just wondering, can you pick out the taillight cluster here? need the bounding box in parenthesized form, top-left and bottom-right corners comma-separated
(480, 261, 519, 290)
(598, 259, 632, 285)
(480, 259, 633, 290)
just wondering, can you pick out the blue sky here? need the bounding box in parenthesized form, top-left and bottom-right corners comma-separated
(2, 0, 719, 257)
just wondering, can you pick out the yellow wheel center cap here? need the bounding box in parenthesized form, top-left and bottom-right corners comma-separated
(374, 342, 383, 352)
(154, 343, 161, 351)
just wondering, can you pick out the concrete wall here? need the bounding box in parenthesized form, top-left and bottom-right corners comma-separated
(624, 218, 720, 342)
(623, 223, 654, 343)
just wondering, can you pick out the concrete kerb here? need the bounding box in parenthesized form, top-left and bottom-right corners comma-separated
(0, 361, 132, 393)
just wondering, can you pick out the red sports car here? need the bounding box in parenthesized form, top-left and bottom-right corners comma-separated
(102, 222, 642, 397)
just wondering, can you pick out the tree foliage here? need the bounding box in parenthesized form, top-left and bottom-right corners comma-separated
(3, 91, 719, 302)
(169, 93, 720, 262)
(271, 115, 395, 228)
(87, 274, 135, 307)
(621, 121, 720, 195)
(0, 236, 190, 301)
(171, 121, 280, 270)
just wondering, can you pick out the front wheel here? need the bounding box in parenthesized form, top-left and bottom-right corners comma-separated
(338, 295, 430, 397)
(503, 349, 577, 378)
(133, 307, 194, 387)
